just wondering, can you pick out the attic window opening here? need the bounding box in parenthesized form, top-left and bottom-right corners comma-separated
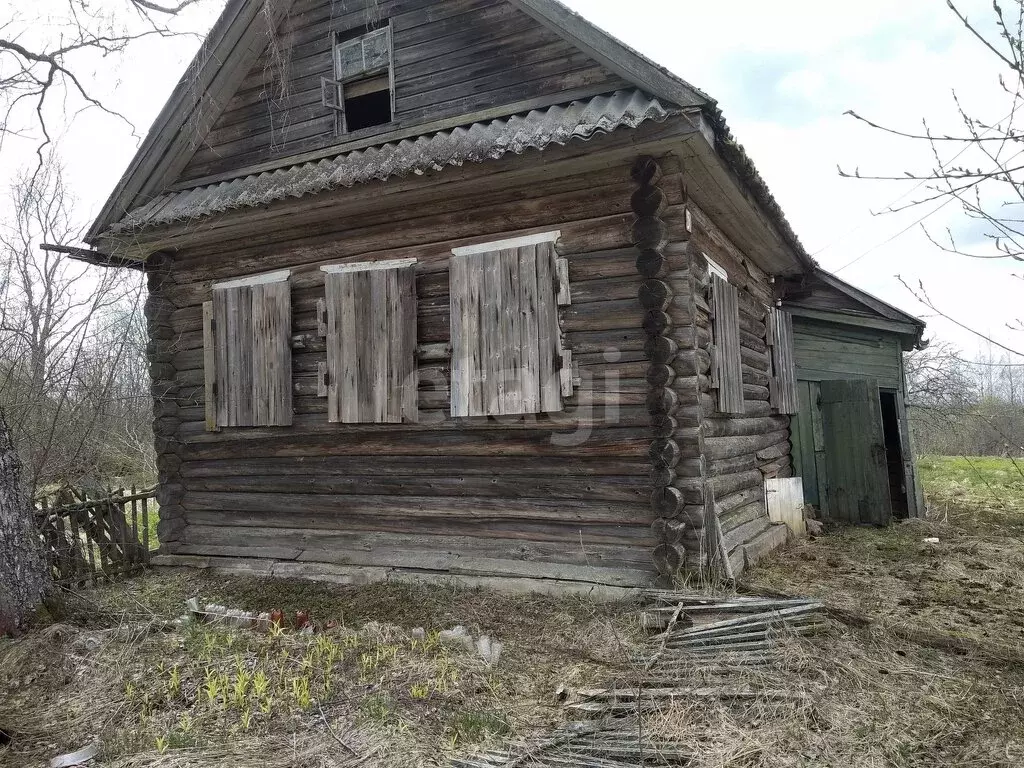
(344, 77, 392, 131)
(325, 24, 394, 135)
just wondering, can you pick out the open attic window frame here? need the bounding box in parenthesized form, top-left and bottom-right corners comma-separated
(323, 22, 396, 136)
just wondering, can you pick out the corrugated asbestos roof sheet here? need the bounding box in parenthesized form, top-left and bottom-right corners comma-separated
(112, 90, 679, 233)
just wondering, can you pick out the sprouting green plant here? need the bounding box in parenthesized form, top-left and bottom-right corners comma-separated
(359, 652, 376, 677)
(167, 665, 182, 697)
(123, 681, 136, 701)
(410, 683, 430, 700)
(233, 670, 252, 707)
(253, 670, 269, 698)
(178, 713, 193, 734)
(259, 695, 273, 715)
(240, 708, 254, 732)
(204, 668, 223, 705)
(291, 677, 312, 710)
(155, 736, 169, 755)
(359, 694, 393, 724)
(269, 621, 286, 639)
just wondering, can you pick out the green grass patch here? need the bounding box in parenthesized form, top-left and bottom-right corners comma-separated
(917, 455, 1024, 531)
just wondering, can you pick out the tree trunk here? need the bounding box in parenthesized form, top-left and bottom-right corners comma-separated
(0, 409, 48, 635)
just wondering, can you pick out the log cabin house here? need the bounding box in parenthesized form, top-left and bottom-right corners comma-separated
(82, 0, 925, 593)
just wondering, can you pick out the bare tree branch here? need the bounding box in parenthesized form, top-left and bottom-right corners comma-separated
(0, 0, 207, 164)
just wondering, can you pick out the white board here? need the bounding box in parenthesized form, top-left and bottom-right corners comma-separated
(765, 477, 806, 536)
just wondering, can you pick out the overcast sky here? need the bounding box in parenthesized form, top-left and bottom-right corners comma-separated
(6, 0, 1022, 358)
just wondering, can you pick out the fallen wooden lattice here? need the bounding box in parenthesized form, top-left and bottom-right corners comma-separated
(454, 591, 825, 767)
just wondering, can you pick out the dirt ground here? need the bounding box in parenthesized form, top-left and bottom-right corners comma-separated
(3, 463, 1024, 767)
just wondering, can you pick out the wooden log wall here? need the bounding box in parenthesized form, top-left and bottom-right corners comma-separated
(630, 156, 692, 583)
(145, 254, 187, 547)
(180, 0, 628, 182)
(685, 206, 794, 578)
(147, 158, 702, 588)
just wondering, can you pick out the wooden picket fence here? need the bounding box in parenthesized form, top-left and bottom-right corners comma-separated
(35, 486, 156, 586)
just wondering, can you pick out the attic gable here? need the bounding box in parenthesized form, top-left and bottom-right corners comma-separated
(177, 0, 636, 183)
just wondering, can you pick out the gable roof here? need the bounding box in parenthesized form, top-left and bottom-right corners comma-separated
(86, 0, 815, 275)
(784, 268, 926, 350)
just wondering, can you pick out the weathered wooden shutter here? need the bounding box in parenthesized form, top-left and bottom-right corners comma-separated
(450, 240, 563, 417)
(206, 270, 292, 428)
(768, 308, 799, 415)
(710, 273, 744, 414)
(322, 259, 418, 424)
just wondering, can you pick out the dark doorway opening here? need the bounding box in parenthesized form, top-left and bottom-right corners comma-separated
(344, 89, 392, 131)
(879, 390, 908, 518)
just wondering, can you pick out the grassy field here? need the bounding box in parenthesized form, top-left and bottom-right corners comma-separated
(2, 457, 1023, 767)
(917, 455, 1024, 525)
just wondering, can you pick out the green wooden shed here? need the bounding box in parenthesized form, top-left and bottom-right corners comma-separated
(782, 269, 926, 524)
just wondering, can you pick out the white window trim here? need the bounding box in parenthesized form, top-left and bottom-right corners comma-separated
(321, 258, 417, 274)
(704, 253, 728, 281)
(213, 270, 291, 291)
(451, 230, 561, 257)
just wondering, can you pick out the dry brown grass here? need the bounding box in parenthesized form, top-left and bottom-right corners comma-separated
(0, 577, 641, 767)
(3, 491, 1024, 767)
(733, 503, 1024, 767)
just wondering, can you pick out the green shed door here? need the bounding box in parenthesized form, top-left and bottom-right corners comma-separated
(819, 379, 892, 525)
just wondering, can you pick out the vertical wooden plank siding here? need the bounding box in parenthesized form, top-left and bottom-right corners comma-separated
(323, 260, 418, 424)
(711, 274, 744, 414)
(450, 242, 562, 417)
(518, 246, 541, 414)
(448, 255, 470, 418)
(212, 275, 293, 427)
(896, 389, 923, 518)
(500, 248, 523, 414)
(770, 309, 800, 415)
(791, 380, 819, 506)
(202, 301, 218, 432)
(250, 281, 293, 426)
(535, 241, 562, 413)
(482, 253, 502, 414)
(819, 379, 892, 525)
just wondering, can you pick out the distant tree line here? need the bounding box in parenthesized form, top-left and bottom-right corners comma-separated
(907, 341, 1024, 457)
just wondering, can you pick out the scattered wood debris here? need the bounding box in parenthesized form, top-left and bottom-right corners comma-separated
(454, 591, 825, 767)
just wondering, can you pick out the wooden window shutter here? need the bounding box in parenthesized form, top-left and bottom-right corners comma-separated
(768, 307, 799, 415)
(450, 236, 563, 417)
(207, 270, 292, 428)
(710, 273, 744, 414)
(321, 258, 418, 424)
